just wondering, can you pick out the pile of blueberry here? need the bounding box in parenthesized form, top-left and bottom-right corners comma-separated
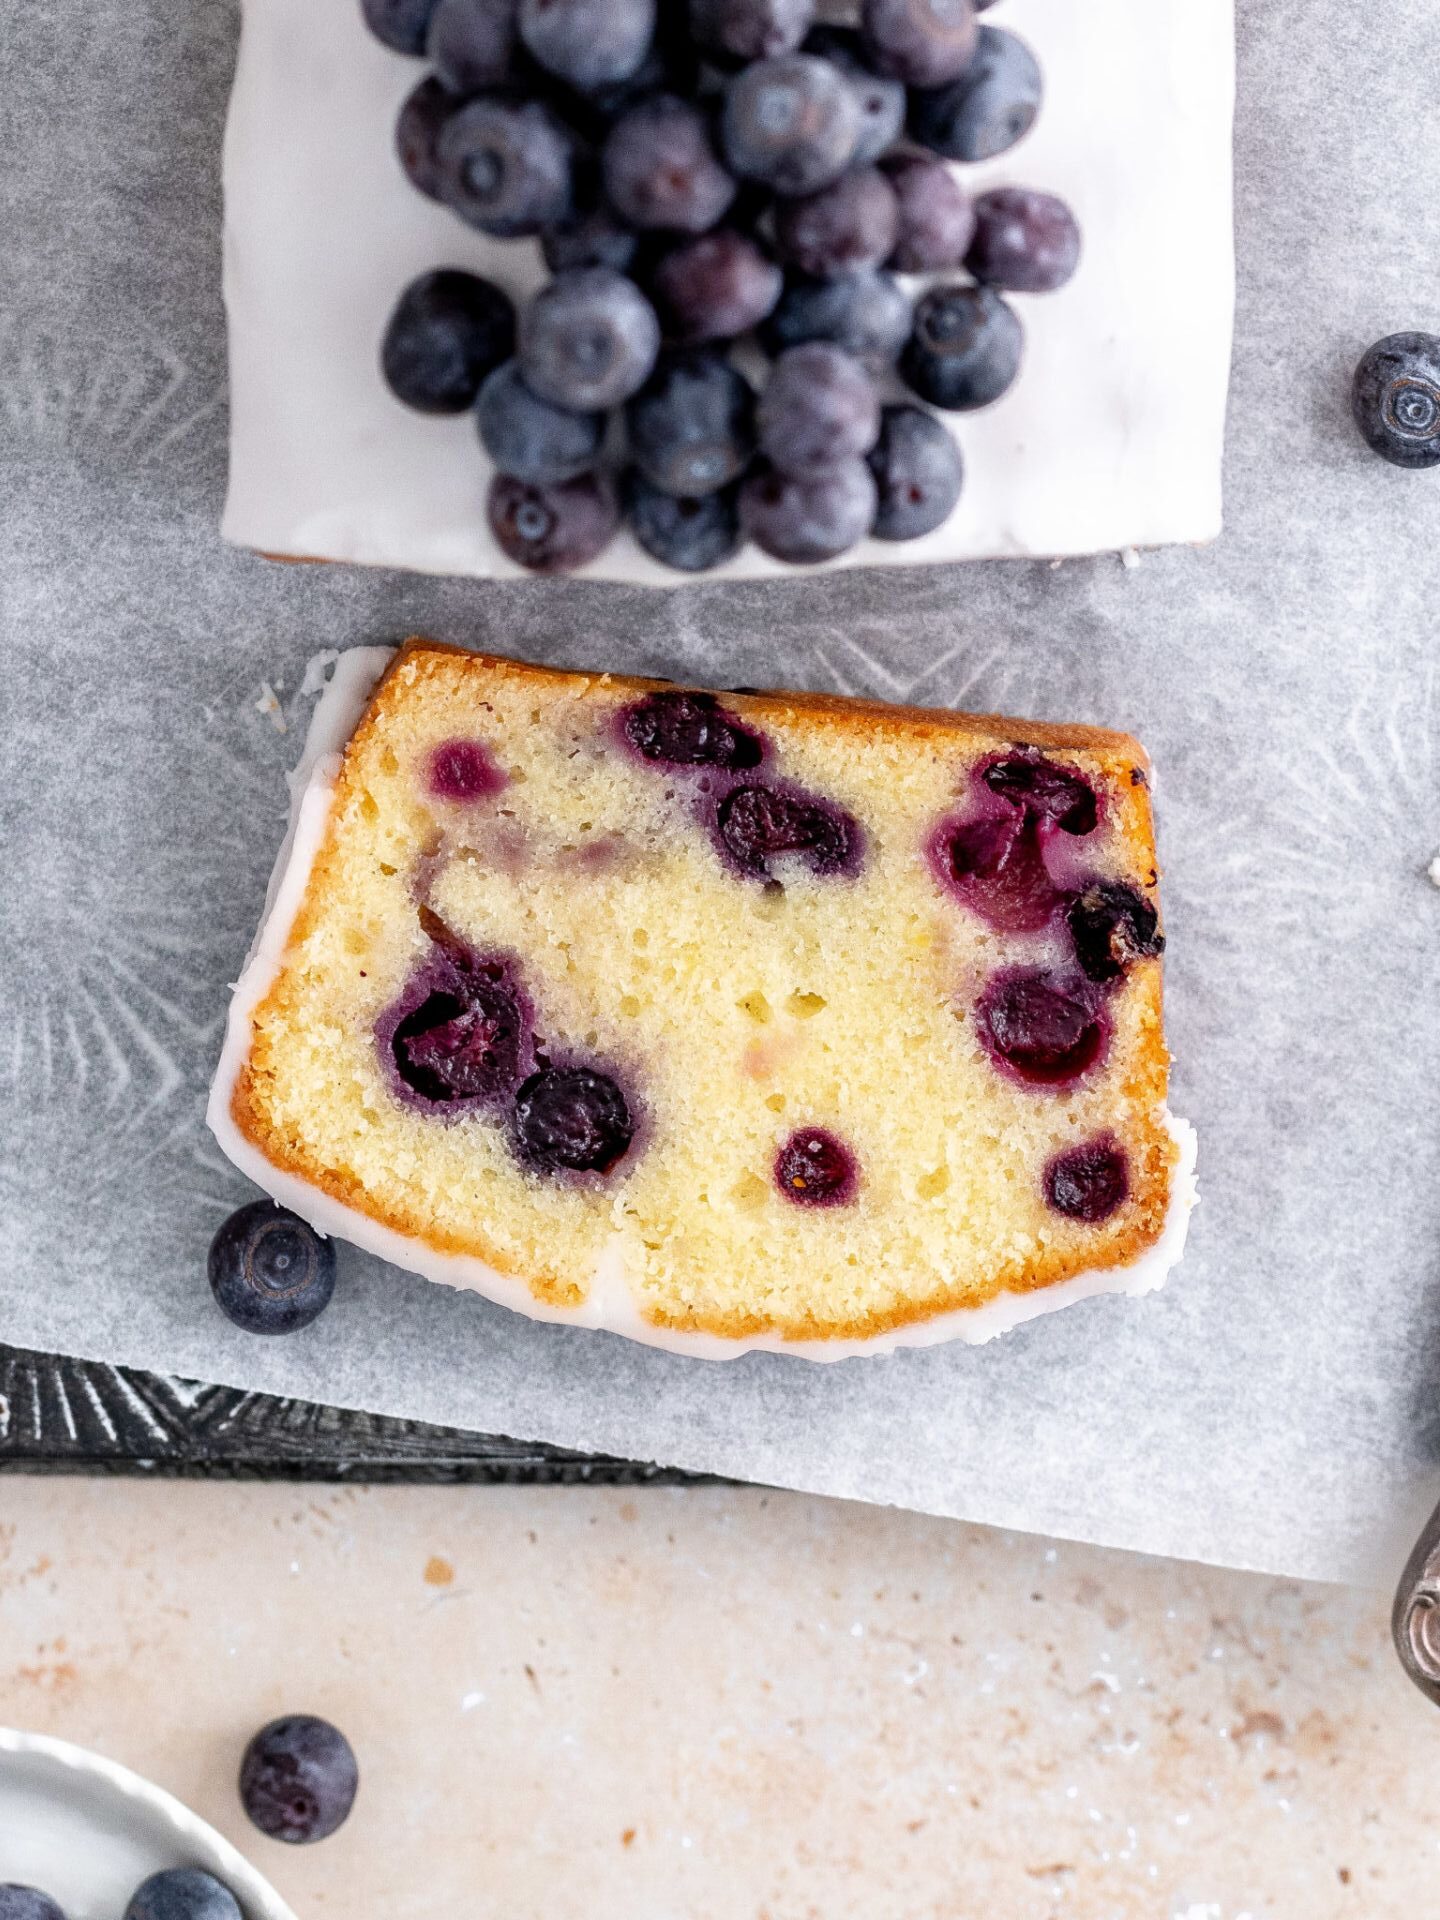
(0, 1716, 357, 1920)
(365, 0, 1078, 572)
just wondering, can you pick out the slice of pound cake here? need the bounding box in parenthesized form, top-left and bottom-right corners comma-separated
(209, 642, 1196, 1358)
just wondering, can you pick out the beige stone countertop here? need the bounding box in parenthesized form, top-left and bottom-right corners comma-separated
(0, 1479, 1437, 1918)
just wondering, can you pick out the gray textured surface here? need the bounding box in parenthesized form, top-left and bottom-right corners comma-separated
(3, 0, 1438, 1583)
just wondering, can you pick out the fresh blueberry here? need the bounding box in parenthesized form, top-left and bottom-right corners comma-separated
(426, 0, 520, 88)
(361, 0, 441, 55)
(518, 0, 655, 91)
(240, 1716, 359, 1845)
(974, 967, 1107, 1088)
(760, 268, 912, 371)
(901, 282, 1023, 410)
(488, 471, 620, 570)
(800, 26, 905, 166)
(983, 752, 1097, 833)
(649, 230, 782, 343)
(1044, 1136, 1129, 1223)
(739, 458, 877, 563)
(542, 183, 641, 274)
(429, 737, 507, 800)
(124, 1871, 242, 1920)
(603, 94, 736, 233)
(908, 25, 1042, 161)
(1351, 332, 1440, 469)
(511, 1066, 635, 1174)
(1066, 881, 1163, 984)
(774, 1127, 858, 1206)
(715, 780, 861, 877)
(519, 268, 660, 410)
(773, 166, 898, 277)
(621, 687, 764, 766)
(395, 75, 457, 201)
(436, 96, 575, 237)
(208, 1202, 336, 1337)
(867, 405, 962, 540)
(967, 187, 1080, 294)
(0, 1892, 66, 1920)
(933, 809, 1060, 932)
(625, 471, 744, 570)
(758, 344, 880, 479)
(690, 0, 814, 61)
(561, 15, 701, 133)
(723, 54, 862, 197)
(381, 270, 516, 413)
(476, 360, 604, 483)
(861, 0, 977, 87)
(626, 350, 755, 495)
(882, 152, 975, 270)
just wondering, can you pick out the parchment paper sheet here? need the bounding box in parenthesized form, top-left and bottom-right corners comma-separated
(3, 0, 1437, 1584)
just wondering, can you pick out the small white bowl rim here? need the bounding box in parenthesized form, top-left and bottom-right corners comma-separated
(0, 1726, 298, 1920)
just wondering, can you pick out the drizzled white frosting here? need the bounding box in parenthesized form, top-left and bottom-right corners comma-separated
(221, 0, 1235, 581)
(207, 651, 1198, 1361)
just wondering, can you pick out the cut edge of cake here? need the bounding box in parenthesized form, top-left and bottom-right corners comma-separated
(206, 641, 1198, 1362)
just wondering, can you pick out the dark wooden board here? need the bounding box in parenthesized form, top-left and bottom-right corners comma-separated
(0, 1344, 704, 1484)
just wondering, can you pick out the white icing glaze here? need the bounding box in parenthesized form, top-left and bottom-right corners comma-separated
(207, 650, 1198, 1362)
(221, 0, 1234, 581)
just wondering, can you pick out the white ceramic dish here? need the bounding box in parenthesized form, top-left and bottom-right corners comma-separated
(0, 1730, 295, 1920)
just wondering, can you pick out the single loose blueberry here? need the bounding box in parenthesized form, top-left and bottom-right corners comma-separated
(361, 0, 441, 54)
(901, 282, 1023, 411)
(867, 404, 963, 540)
(395, 75, 458, 201)
(967, 188, 1081, 294)
(1351, 332, 1440, 469)
(775, 1127, 858, 1206)
(381, 271, 516, 414)
(519, 0, 656, 90)
(773, 166, 899, 277)
(488, 471, 620, 570)
(933, 809, 1061, 932)
(1066, 881, 1164, 984)
(760, 268, 912, 372)
(429, 737, 506, 800)
(476, 360, 605, 484)
(1044, 1135, 1129, 1223)
(511, 1066, 635, 1173)
(907, 25, 1041, 162)
(801, 25, 905, 166)
(603, 94, 737, 233)
(983, 752, 1097, 833)
(738, 458, 877, 564)
(124, 1870, 242, 1920)
(626, 351, 755, 496)
(691, 0, 815, 61)
(426, 0, 521, 89)
(649, 229, 782, 344)
(0, 1892, 66, 1920)
(208, 1202, 336, 1337)
(723, 54, 862, 197)
(974, 967, 1107, 1087)
(758, 344, 881, 479)
(240, 1716, 359, 1845)
(436, 96, 575, 237)
(882, 152, 975, 271)
(519, 268, 660, 410)
(624, 473, 745, 571)
(715, 781, 860, 878)
(622, 687, 763, 764)
(861, 0, 977, 87)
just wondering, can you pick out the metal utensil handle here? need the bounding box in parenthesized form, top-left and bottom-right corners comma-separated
(1393, 1492, 1440, 1706)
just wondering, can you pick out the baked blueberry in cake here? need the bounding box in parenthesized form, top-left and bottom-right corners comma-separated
(221, 0, 1235, 578)
(209, 641, 1196, 1358)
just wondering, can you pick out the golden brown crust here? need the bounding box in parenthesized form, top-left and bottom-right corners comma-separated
(228, 636, 1176, 1345)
